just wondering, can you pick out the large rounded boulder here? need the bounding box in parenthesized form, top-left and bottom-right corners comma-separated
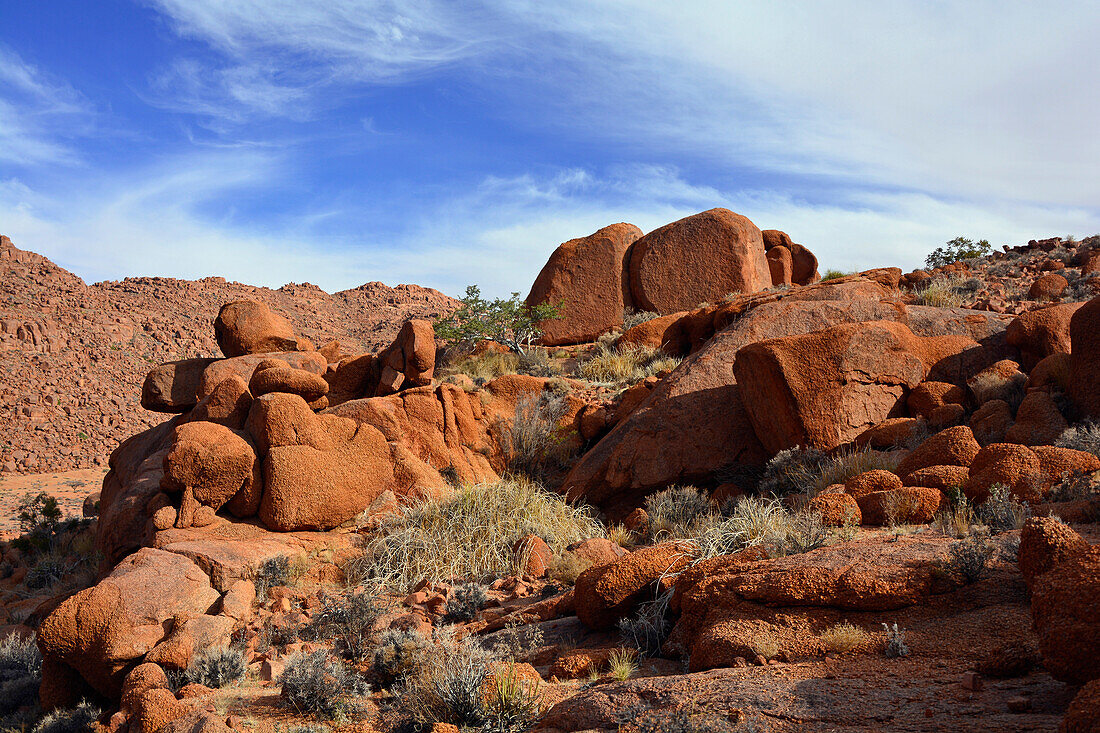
(628, 208, 771, 314)
(214, 300, 300, 358)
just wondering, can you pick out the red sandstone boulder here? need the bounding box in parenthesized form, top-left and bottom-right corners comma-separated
(854, 417, 925, 449)
(808, 492, 861, 526)
(1031, 445, 1100, 487)
(902, 465, 969, 492)
(37, 548, 220, 698)
(161, 421, 260, 524)
(1004, 390, 1068, 446)
(735, 321, 976, 453)
(843, 470, 902, 499)
(214, 300, 299, 358)
(762, 229, 819, 285)
(248, 365, 329, 402)
(907, 381, 965, 417)
(198, 351, 327, 400)
(857, 486, 944, 526)
(141, 358, 218, 413)
(765, 245, 793, 286)
(1070, 296, 1100, 419)
(628, 208, 771, 314)
(182, 375, 252, 429)
(526, 223, 643, 346)
(969, 399, 1014, 445)
(574, 542, 693, 629)
(1062, 680, 1100, 733)
(374, 318, 437, 396)
(963, 443, 1043, 503)
(1006, 302, 1083, 369)
(896, 426, 981, 478)
(513, 534, 553, 578)
(1028, 272, 1068, 300)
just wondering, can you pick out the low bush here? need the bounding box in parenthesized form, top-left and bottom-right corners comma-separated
(0, 634, 41, 720)
(940, 535, 994, 584)
(617, 594, 672, 658)
(756, 447, 826, 496)
(749, 630, 780, 660)
(1056, 420, 1100, 457)
(881, 623, 909, 658)
(978, 484, 1030, 533)
(645, 485, 713, 539)
(500, 393, 575, 477)
(623, 309, 661, 330)
(397, 632, 492, 729)
(1049, 471, 1100, 503)
(442, 351, 520, 383)
(31, 702, 100, 733)
(821, 269, 848, 281)
(13, 493, 62, 554)
(444, 583, 488, 624)
(253, 555, 292, 602)
(23, 555, 73, 591)
(279, 651, 367, 718)
(819, 622, 871, 654)
(912, 277, 970, 308)
(372, 629, 433, 688)
(186, 646, 246, 689)
(696, 496, 789, 559)
(775, 510, 829, 555)
(933, 495, 975, 538)
(344, 477, 602, 592)
(548, 553, 593, 585)
(516, 349, 560, 378)
(303, 590, 380, 661)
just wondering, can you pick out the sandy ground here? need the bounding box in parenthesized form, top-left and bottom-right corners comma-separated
(0, 468, 106, 540)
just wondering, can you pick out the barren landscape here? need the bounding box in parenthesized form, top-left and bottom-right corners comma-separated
(2, 214, 1099, 733)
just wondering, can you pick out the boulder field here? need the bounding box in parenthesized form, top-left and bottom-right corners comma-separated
(6, 218, 1100, 731)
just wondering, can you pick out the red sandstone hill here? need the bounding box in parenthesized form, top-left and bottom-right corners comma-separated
(0, 235, 458, 473)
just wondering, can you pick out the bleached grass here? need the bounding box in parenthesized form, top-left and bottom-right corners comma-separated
(578, 343, 680, 384)
(441, 351, 519, 382)
(344, 477, 603, 592)
(819, 622, 871, 653)
(750, 630, 781, 660)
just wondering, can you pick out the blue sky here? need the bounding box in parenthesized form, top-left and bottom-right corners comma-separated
(1, 1, 1098, 297)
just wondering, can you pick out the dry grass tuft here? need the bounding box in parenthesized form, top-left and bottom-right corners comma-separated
(820, 622, 871, 653)
(578, 343, 681, 384)
(442, 351, 519, 382)
(750, 630, 781, 660)
(606, 648, 639, 681)
(343, 477, 602, 592)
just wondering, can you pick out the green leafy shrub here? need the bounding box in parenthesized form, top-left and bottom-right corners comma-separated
(821, 269, 848, 281)
(186, 646, 246, 688)
(435, 285, 562, 355)
(924, 236, 992, 269)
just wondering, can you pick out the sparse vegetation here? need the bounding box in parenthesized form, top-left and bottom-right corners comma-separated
(396, 631, 491, 729)
(303, 590, 380, 661)
(548, 552, 593, 585)
(0, 634, 41, 727)
(434, 285, 562, 355)
(344, 477, 602, 592)
(977, 484, 1030, 533)
(1056, 420, 1100, 457)
(618, 594, 672, 658)
(750, 630, 781, 660)
(279, 651, 367, 718)
(444, 583, 489, 623)
(442, 350, 520, 383)
(696, 496, 788, 559)
(912, 277, 965, 307)
(579, 342, 680, 385)
(939, 534, 994, 583)
(30, 702, 101, 733)
(1049, 471, 1100, 503)
(253, 555, 293, 602)
(645, 485, 712, 540)
(881, 623, 910, 658)
(933, 494, 975, 538)
(623, 309, 661, 330)
(775, 510, 829, 555)
(500, 392, 575, 477)
(819, 622, 871, 654)
(606, 647, 639, 681)
(925, 236, 992, 269)
(186, 646, 247, 689)
(372, 628, 433, 688)
(757, 446, 900, 497)
(821, 269, 848, 281)
(516, 348, 561, 378)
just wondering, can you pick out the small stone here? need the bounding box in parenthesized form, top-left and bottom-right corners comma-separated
(961, 671, 983, 691)
(1006, 696, 1031, 713)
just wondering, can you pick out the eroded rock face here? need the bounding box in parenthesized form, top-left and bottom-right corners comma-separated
(628, 208, 771, 314)
(734, 321, 977, 454)
(37, 548, 220, 698)
(141, 358, 218, 413)
(526, 223, 643, 346)
(214, 300, 300, 358)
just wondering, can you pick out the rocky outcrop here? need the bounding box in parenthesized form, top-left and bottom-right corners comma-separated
(526, 223, 643, 346)
(214, 300, 301, 357)
(574, 542, 693, 630)
(628, 208, 772, 314)
(762, 229, 819, 285)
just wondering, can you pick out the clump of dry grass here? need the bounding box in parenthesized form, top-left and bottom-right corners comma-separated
(500, 392, 576, 477)
(819, 622, 871, 653)
(645, 485, 714, 540)
(912, 276, 979, 308)
(758, 445, 901, 496)
(606, 648, 638, 681)
(933, 495, 976, 538)
(578, 342, 680, 384)
(343, 477, 603, 592)
(750, 630, 781, 660)
(548, 553, 593, 585)
(442, 351, 519, 382)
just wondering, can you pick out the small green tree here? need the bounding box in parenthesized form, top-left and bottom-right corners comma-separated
(925, 236, 992, 269)
(435, 286, 562, 355)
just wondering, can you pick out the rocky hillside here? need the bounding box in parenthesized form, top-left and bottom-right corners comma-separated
(0, 235, 457, 473)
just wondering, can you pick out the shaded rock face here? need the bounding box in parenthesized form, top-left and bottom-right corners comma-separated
(1070, 296, 1100, 419)
(526, 223, 643, 346)
(628, 208, 772, 314)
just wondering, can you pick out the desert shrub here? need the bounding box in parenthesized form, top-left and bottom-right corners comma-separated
(623, 309, 661, 330)
(303, 590, 380, 661)
(344, 477, 602, 592)
(516, 348, 560, 378)
(0, 634, 41, 719)
(819, 622, 871, 653)
(483, 661, 543, 733)
(1049, 471, 1100, 503)
(186, 646, 246, 689)
(279, 651, 367, 717)
(397, 632, 492, 728)
(579, 343, 680, 384)
(757, 447, 826, 496)
(821, 269, 848, 281)
(617, 594, 672, 658)
(434, 285, 562, 355)
(645, 485, 713, 539)
(31, 702, 100, 733)
(253, 555, 292, 602)
(372, 628, 433, 688)
(501, 393, 575, 477)
(696, 496, 788, 559)
(881, 623, 909, 658)
(749, 630, 781, 660)
(13, 493, 62, 554)
(606, 524, 636, 548)
(775, 510, 829, 555)
(933, 494, 975, 538)
(912, 277, 965, 308)
(978, 484, 1031, 533)
(925, 236, 992, 269)
(444, 583, 488, 624)
(1056, 420, 1100, 457)
(24, 555, 73, 591)
(442, 351, 520, 383)
(940, 535, 994, 583)
(606, 648, 638, 681)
